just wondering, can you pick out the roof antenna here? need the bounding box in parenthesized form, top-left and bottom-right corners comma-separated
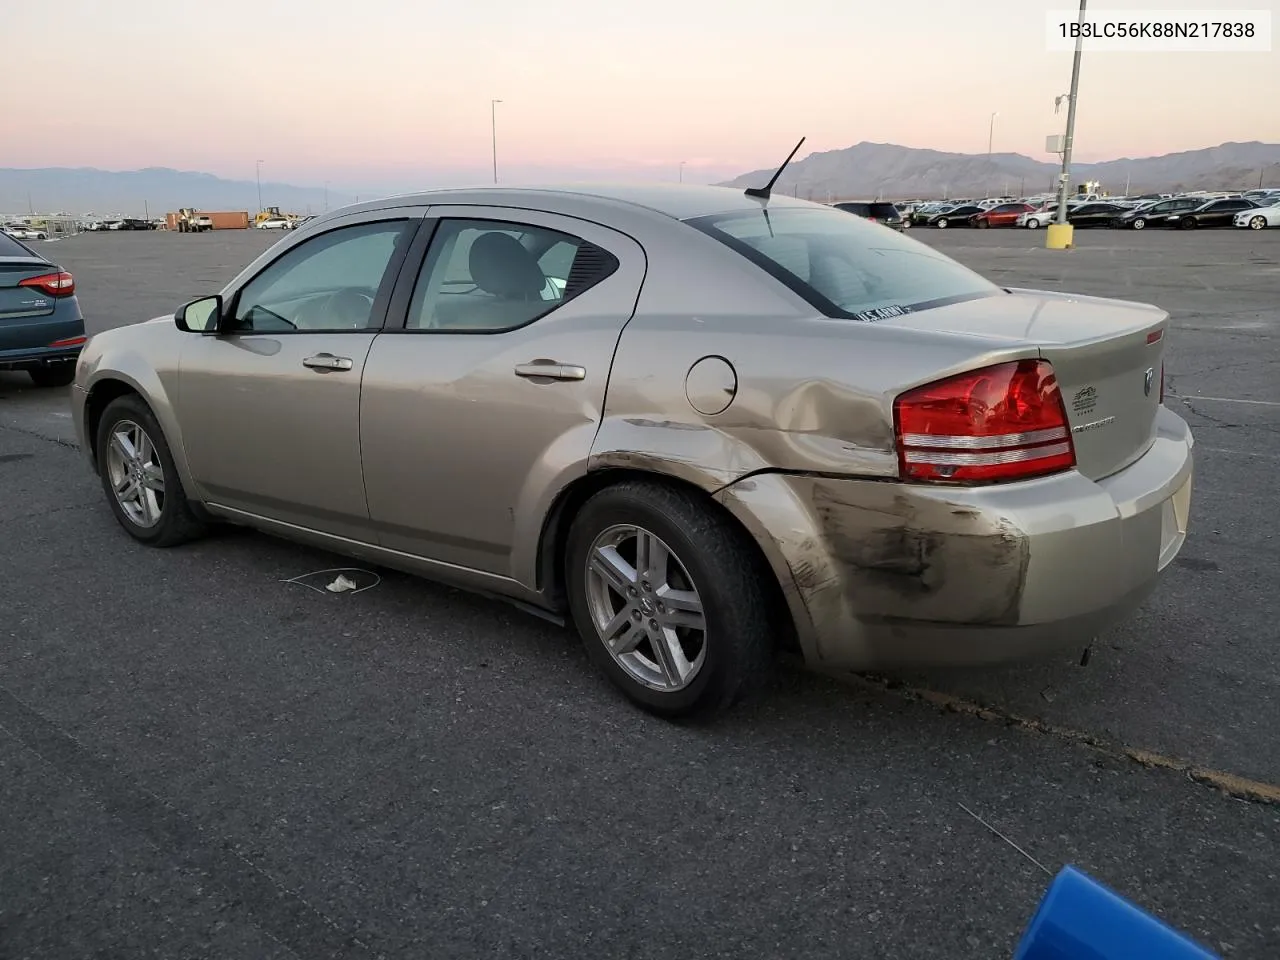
(745, 137, 806, 201)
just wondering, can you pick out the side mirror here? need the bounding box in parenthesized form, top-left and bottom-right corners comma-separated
(175, 294, 223, 334)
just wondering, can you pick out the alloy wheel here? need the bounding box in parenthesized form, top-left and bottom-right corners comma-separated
(105, 419, 166, 528)
(584, 524, 707, 692)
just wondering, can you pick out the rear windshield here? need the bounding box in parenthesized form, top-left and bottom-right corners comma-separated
(0, 232, 34, 257)
(688, 206, 999, 320)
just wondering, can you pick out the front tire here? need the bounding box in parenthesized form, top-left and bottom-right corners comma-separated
(1250, 216, 1266, 230)
(565, 481, 774, 718)
(95, 395, 207, 547)
(935, 218, 949, 229)
(1026, 218, 1041, 229)
(1132, 218, 1146, 230)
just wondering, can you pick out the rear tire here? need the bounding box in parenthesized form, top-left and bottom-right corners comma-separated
(28, 364, 76, 388)
(565, 481, 775, 719)
(95, 395, 207, 548)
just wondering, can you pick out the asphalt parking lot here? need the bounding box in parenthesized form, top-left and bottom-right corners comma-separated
(2, 226, 1278, 959)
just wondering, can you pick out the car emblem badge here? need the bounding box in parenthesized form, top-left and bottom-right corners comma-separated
(1143, 367, 1154, 397)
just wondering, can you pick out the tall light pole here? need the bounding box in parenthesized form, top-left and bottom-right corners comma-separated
(491, 99, 502, 184)
(986, 112, 998, 196)
(1054, 0, 1087, 230)
(679, 160, 686, 183)
(324, 181, 329, 211)
(255, 160, 263, 213)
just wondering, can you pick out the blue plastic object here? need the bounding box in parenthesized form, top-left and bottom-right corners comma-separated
(1014, 866, 1220, 960)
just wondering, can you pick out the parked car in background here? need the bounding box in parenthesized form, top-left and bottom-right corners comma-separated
(3, 224, 47, 241)
(832, 201, 906, 230)
(1065, 201, 1131, 228)
(1234, 203, 1280, 230)
(909, 202, 951, 226)
(1110, 197, 1205, 229)
(1168, 197, 1259, 229)
(926, 204, 982, 228)
(971, 202, 1035, 228)
(256, 216, 292, 230)
(0, 231, 85, 386)
(69, 184, 1193, 718)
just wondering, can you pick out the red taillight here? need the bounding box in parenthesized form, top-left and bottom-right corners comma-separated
(49, 335, 86, 348)
(893, 359, 1076, 484)
(18, 271, 75, 298)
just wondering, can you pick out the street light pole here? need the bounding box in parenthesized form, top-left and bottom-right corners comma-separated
(987, 112, 998, 196)
(1054, 0, 1087, 228)
(491, 99, 502, 184)
(256, 160, 263, 213)
(679, 160, 686, 183)
(324, 181, 329, 211)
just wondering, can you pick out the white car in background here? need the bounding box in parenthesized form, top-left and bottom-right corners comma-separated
(1235, 203, 1280, 230)
(256, 217, 292, 230)
(2, 224, 46, 240)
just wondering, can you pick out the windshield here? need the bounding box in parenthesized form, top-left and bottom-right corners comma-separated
(687, 205, 1000, 320)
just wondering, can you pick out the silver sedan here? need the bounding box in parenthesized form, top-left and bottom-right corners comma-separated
(70, 185, 1194, 717)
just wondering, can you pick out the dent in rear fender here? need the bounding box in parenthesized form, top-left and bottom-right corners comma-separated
(589, 416, 773, 492)
(714, 473, 1031, 664)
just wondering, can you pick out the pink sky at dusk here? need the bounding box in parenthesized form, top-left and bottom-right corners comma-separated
(4, 0, 1277, 191)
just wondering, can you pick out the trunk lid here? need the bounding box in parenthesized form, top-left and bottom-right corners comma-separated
(0, 259, 59, 321)
(883, 289, 1167, 481)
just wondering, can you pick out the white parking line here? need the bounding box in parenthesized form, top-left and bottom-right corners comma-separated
(1181, 396, 1280, 407)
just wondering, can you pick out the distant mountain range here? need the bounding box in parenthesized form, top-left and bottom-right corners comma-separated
(4, 140, 1280, 215)
(0, 167, 360, 218)
(718, 140, 1280, 199)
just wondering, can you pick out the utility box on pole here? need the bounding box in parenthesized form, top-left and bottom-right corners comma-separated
(1045, 134, 1066, 154)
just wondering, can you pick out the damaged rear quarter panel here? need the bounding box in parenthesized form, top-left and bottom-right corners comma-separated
(804, 477, 1029, 626)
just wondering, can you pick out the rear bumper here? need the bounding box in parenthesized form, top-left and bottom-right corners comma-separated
(0, 344, 83, 371)
(715, 405, 1194, 670)
(0, 311, 85, 370)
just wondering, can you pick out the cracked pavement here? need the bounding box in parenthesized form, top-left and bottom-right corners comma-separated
(0, 228, 1277, 959)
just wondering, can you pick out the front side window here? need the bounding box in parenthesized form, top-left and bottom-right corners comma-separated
(688, 206, 999, 320)
(406, 219, 618, 332)
(231, 220, 409, 333)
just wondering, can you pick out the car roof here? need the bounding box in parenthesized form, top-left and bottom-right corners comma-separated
(340, 183, 818, 224)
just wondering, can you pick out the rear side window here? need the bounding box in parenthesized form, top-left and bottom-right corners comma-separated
(0, 232, 33, 256)
(688, 206, 999, 320)
(406, 219, 619, 332)
(867, 203, 900, 219)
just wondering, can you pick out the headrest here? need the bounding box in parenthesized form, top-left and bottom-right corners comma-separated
(468, 232, 546, 299)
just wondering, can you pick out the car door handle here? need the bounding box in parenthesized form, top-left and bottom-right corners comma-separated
(302, 353, 353, 372)
(514, 360, 586, 382)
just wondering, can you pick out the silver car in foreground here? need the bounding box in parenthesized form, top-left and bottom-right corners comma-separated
(71, 185, 1194, 717)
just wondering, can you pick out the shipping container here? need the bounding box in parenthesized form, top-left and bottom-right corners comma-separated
(207, 211, 250, 230)
(164, 210, 250, 230)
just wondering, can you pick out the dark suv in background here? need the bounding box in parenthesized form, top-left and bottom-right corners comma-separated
(0, 232, 86, 387)
(832, 201, 906, 230)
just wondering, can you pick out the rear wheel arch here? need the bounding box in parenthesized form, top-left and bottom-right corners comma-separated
(536, 468, 796, 650)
